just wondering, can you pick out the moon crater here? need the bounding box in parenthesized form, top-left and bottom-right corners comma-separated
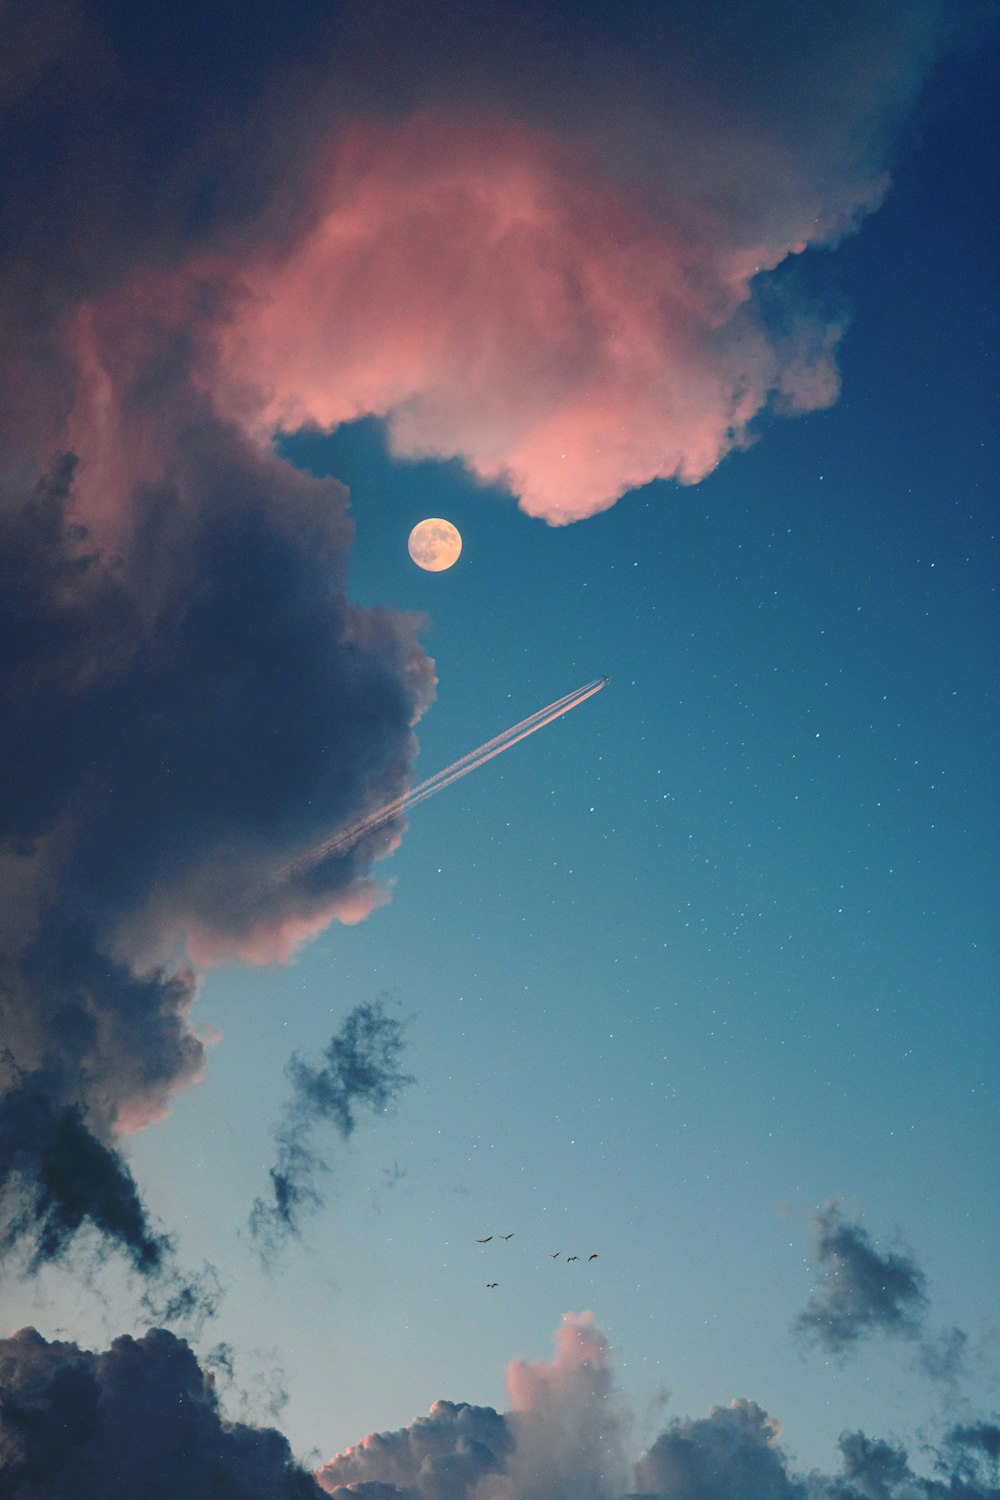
(408, 518, 462, 572)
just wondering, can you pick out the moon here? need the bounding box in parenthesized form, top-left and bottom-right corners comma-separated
(408, 517, 463, 572)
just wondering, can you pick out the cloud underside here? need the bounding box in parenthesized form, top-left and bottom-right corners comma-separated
(1, 1316, 996, 1500)
(0, 412, 434, 1279)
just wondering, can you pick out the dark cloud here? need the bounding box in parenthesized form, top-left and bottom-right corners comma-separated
(3, 0, 442, 1286)
(806, 1425, 1000, 1500)
(250, 999, 415, 1256)
(938, 1423, 1000, 1490)
(795, 1203, 929, 1354)
(0, 1325, 324, 1499)
(0, 381, 433, 1276)
(3, 1319, 997, 1500)
(0, 1070, 168, 1275)
(632, 1399, 805, 1500)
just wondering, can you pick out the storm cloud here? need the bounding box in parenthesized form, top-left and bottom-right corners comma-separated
(250, 999, 415, 1255)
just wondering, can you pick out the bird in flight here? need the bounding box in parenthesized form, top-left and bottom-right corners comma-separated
(567, 1255, 580, 1262)
(550, 1252, 560, 1258)
(487, 1282, 498, 1288)
(476, 1236, 493, 1243)
(501, 1233, 514, 1240)
(589, 1253, 599, 1261)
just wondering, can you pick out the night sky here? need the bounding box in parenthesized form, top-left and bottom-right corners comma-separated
(1, 3, 997, 1497)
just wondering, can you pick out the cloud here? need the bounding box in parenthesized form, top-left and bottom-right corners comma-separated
(795, 1203, 929, 1354)
(0, 312, 434, 1276)
(0, 0, 956, 1279)
(3, 1318, 997, 1500)
(206, 1, 942, 523)
(4, 2, 945, 526)
(501, 1312, 631, 1500)
(0, 1325, 324, 1499)
(249, 999, 415, 1256)
(632, 1399, 804, 1500)
(315, 1399, 512, 1498)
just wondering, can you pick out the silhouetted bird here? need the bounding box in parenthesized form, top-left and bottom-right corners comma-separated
(487, 1282, 498, 1288)
(550, 1252, 560, 1258)
(567, 1255, 579, 1262)
(589, 1253, 599, 1260)
(476, 1237, 493, 1243)
(501, 1233, 514, 1240)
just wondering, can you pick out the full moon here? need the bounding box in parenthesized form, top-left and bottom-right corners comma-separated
(407, 517, 463, 572)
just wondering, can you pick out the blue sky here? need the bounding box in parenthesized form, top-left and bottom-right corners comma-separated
(0, 4, 996, 1496)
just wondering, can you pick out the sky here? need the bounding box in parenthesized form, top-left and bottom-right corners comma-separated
(0, 2, 998, 1497)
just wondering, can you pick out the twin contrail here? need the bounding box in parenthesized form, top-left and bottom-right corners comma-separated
(284, 676, 608, 881)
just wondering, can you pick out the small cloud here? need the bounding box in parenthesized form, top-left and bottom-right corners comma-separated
(917, 1324, 969, 1387)
(794, 1202, 928, 1354)
(249, 999, 414, 1257)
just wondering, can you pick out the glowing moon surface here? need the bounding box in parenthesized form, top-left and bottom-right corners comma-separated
(408, 517, 463, 571)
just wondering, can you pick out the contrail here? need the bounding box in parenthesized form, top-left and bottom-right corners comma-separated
(283, 676, 608, 880)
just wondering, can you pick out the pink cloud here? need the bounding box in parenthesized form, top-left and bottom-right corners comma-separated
(497, 1312, 631, 1499)
(185, 879, 393, 967)
(212, 115, 842, 524)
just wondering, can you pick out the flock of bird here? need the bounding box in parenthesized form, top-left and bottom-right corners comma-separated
(475, 1234, 599, 1287)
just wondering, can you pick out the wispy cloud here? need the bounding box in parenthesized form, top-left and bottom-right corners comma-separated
(249, 1000, 415, 1257)
(795, 1202, 929, 1354)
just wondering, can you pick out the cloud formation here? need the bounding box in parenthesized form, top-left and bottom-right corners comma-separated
(209, 1, 941, 523)
(0, 1325, 323, 1499)
(632, 1398, 801, 1500)
(0, 0, 954, 1281)
(250, 999, 415, 1255)
(0, 400, 434, 1276)
(8, 1316, 991, 1500)
(795, 1203, 929, 1354)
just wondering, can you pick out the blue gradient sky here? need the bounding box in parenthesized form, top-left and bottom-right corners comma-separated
(1, 3, 996, 1490)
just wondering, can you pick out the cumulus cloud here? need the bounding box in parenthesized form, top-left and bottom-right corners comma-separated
(3, 1318, 997, 1500)
(5, 1, 946, 527)
(500, 1312, 631, 1500)
(2, 3, 438, 1276)
(795, 1203, 929, 1354)
(315, 1399, 512, 1498)
(0, 399, 434, 1276)
(207, 1, 942, 523)
(632, 1398, 803, 1500)
(250, 999, 415, 1256)
(0, 1325, 323, 1499)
